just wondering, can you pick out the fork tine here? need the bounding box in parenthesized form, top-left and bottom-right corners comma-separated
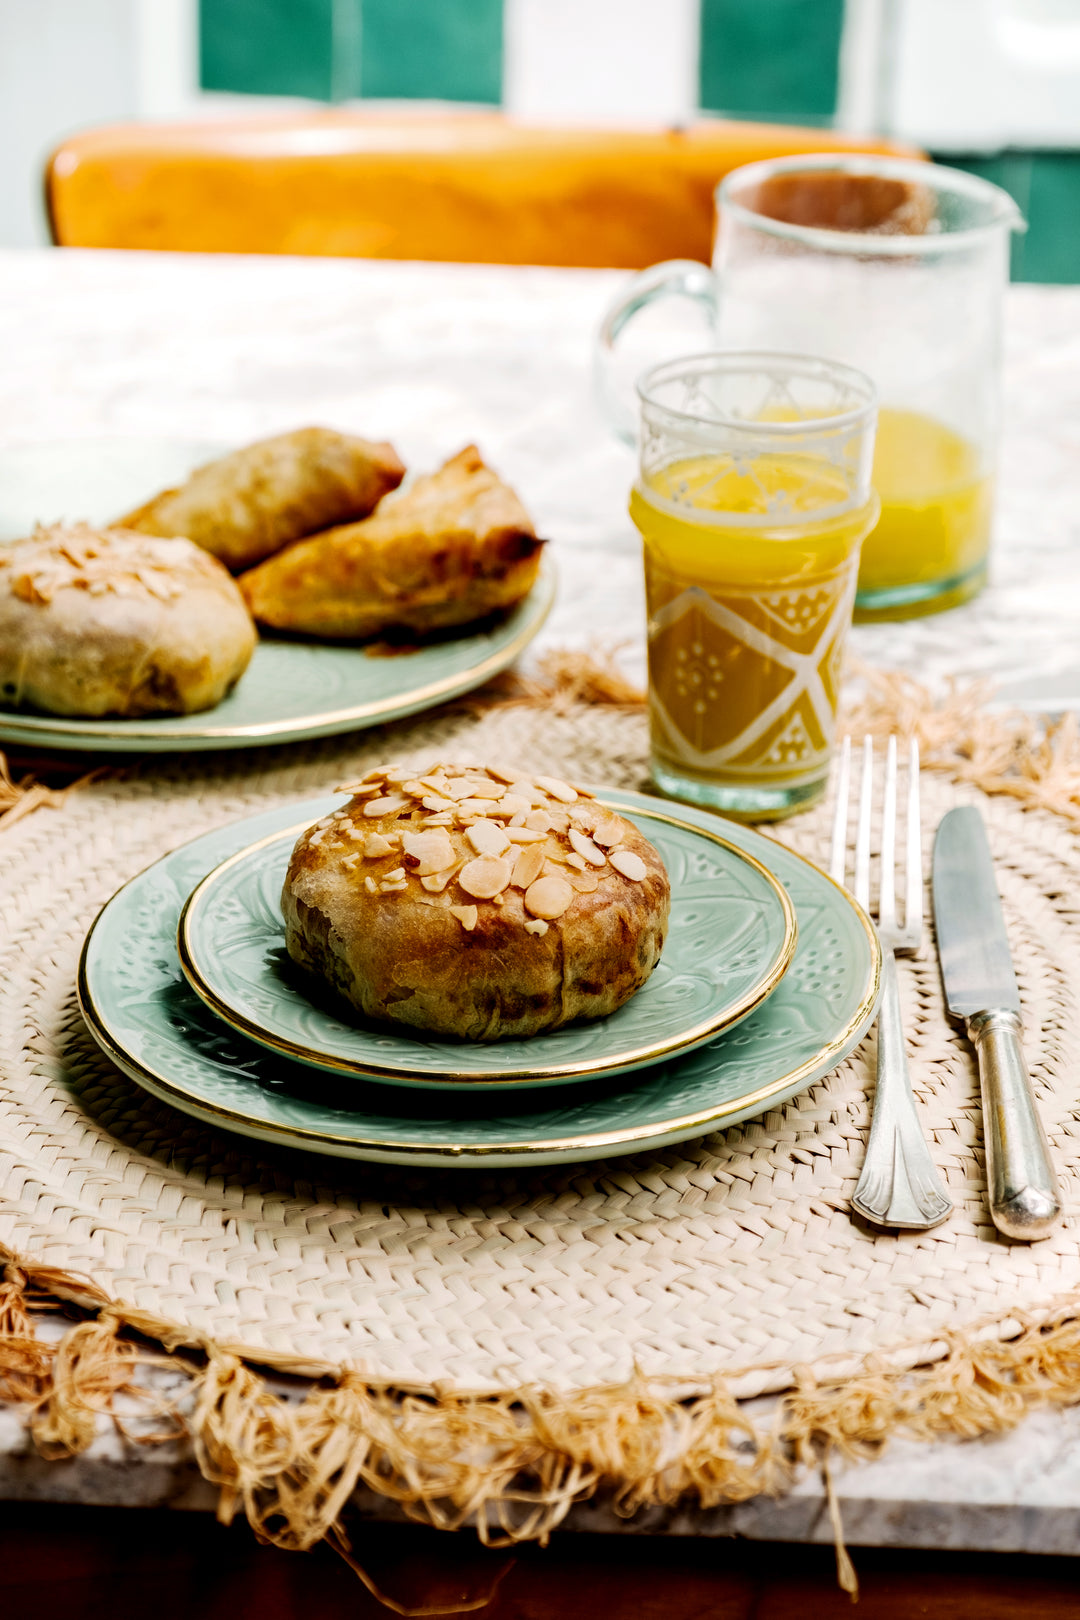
(854, 736, 873, 913)
(829, 735, 851, 883)
(905, 737, 923, 940)
(879, 736, 897, 934)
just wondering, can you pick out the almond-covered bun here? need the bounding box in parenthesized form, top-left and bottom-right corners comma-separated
(0, 523, 256, 717)
(282, 764, 671, 1041)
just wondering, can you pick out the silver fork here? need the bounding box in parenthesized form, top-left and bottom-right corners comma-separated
(830, 735, 953, 1230)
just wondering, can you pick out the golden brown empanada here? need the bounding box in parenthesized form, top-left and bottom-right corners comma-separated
(118, 426, 405, 572)
(238, 446, 544, 639)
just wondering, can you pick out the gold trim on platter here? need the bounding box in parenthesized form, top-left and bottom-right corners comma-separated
(0, 554, 555, 748)
(76, 803, 882, 1164)
(174, 802, 799, 1089)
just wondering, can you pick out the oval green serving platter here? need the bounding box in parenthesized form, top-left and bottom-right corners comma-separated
(78, 791, 881, 1168)
(0, 438, 555, 752)
(176, 802, 798, 1090)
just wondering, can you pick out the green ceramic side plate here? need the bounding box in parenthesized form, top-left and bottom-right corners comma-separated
(0, 438, 554, 752)
(78, 792, 881, 1168)
(176, 802, 798, 1090)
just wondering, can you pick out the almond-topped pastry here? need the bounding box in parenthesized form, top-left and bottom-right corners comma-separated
(0, 522, 255, 717)
(282, 764, 670, 1041)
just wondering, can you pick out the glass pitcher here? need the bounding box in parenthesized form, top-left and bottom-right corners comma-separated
(597, 154, 1023, 619)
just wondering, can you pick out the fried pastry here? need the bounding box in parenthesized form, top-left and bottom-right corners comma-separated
(0, 523, 255, 717)
(118, 426, 405, 572)
(282, 763, 670, 1041)
(239, 446, 544, 639)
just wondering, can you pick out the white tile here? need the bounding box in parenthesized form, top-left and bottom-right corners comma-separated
(503, 0, 699, 126)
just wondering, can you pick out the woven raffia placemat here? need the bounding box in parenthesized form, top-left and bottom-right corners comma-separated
(3, 672, 1080, 1553)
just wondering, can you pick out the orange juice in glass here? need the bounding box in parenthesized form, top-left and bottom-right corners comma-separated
(631, 353, 879, 820)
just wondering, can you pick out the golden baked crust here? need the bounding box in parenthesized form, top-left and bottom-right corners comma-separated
(118, 426, 405, 572)
(0, 523, 256, 718)
(282, 764, 670, 1041)
(239, 445, 544, 639)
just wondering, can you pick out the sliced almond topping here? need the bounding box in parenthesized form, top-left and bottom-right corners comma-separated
(504, 826, 547, 844)
(401, 828, 457, 874)
(419, 775, 451, 795)
(565, 852, 587, 872)
(458, 855, 513, 899)
(382, 768, 414, 786)
(363, 875, 378, 895)
(568, 827, 606, 866)
(449, 904, 479, 931)
(498, 793, 530, 817)
(480, 781, 506, 799)
(421, 865, 461, 893)
(485, 764, 523, 784)
(421, 812, 455, 827)
(364, 832, 396, 859)
(534, 774, 577, 804)
(524, 809, 552, 833)
(547, 811, 571, 835)
(510, 843, 546, 890)
(421, 794, 456, 813)
(341, 852, 361, 871)
(610, 849, 647, 881)
(508, 809, 528, 828)
(443, 778, 481, 801)
(363, 795, 410, 818)
(382, 867, 406, 882)
(466, 820, 511, 859)
(568, 868, 601, 894)
(458, 798, 503, 816)
(592, 818, 625, 848)
(379, 879, 408, 894)
(402, 779, 426, 796)
(523, 919, 549, 937)
(524, 874, 574, 920)
(348, 782, 387, 799)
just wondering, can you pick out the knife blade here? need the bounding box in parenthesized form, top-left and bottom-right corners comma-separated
(933, 806, 1061, 1240)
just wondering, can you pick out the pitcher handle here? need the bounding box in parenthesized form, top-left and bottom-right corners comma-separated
(594, 259, 718, 446)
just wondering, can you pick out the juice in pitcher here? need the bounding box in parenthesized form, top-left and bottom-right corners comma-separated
(856, 408, 993, 618)
(631, 450, 879, 819)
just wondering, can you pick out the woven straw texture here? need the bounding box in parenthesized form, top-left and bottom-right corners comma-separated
(2, 696, 1079, 1401)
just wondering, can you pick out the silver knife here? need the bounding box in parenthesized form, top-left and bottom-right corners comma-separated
(933, 806, 1061, 1240)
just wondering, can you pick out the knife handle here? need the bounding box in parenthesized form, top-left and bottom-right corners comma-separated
(968, 1009, 1062, 1241)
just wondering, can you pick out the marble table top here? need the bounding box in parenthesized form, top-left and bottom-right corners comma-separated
(1, 248, 1079, 701)
(2, 247, 1080, 1548)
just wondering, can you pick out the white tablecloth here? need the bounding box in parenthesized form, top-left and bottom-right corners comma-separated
(1, 248, 1079, 703)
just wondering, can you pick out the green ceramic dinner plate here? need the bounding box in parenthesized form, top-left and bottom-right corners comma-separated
(0, 438, 555, 752)
(78, 791, 881, 1168)
(175, 801, 798, 1090)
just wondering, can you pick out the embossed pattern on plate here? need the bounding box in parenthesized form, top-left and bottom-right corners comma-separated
(176, 803, 798, 1089)
(78, 792, 881, 1166)
(0, 438, 555, 752)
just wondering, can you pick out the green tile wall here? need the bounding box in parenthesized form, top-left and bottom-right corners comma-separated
(200, 0, 337, 101)
(359, 0, 502, 104)
(941, 152, 1080, 286)
(699, 0, 845, 126)
(200, 0, 501, 105)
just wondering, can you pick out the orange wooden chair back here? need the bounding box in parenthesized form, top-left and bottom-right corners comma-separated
(47, 111, 920, 269)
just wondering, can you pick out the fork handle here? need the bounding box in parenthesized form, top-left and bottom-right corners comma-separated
(852, 951, 954, 1231)
(967, 1009, 1061, 1241)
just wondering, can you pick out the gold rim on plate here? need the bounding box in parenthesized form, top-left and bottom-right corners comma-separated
(0, 553, 555, 747)
(175, 802, 799, 1087)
